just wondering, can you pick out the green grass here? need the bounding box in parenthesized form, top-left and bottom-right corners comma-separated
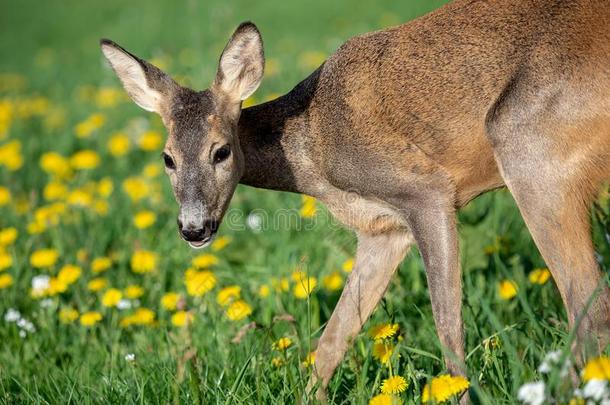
(1, 0, 609, 403)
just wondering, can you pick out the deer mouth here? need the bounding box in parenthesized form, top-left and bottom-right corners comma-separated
(187, 235, 214, 250)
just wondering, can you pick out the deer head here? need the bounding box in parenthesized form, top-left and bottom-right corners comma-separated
(100, 22, 265, 248)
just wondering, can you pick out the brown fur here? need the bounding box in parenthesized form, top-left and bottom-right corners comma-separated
(101, 0, 610, 401)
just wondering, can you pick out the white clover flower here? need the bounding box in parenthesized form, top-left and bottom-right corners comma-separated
(517, 381, 546, 405)
(125, 353, 135, 362)
(246, 212, 263, 232)
(17, 318, 36, 333)
(117, 299, 132, 310)
(583, 379, 608, 401)
(40, 298, 54, 308)
(4, 308, 21, 322)
(538, 350, 570, 377)
(19, 330, 26, 338)
(31, 275, 50, 294)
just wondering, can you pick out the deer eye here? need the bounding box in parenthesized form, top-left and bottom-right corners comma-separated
(162, 152, 176, 170)
(213, 145, 231, 164)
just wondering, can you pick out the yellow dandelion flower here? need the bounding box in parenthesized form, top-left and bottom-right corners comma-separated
(498, 280, 518, 300)
(122, 177, 149, 202)
(70, 150, 100, 170)
(67, 188, 93, 207)
(93, 200, 109, 215)
(302, 351, 316, 367)
(0, 252, 12, 271)
(422, 374, 470, 403)
(225, 299, 252, 321)
(74, 113, 105, 138)
(97, 178, 114, 198)
(0, 140, 23, 170)
(130, 250, 158, 273)
(80, 311, 103, 326)
(211, 235, 231, 251)
(293, 276, 317, 299)
(185, 270, 217, 296)
(322, 271, 343, 291)
(40, 151, 71, 178)
(102, 288, 122, 307)
(142, 163, 161, 178)
(133, 210, 156, 229)
(217, 285, 241, 306)
(258, 284, 270, 298)
(291, 269, 306, 282)
(368, 323, 399, 341)
(87, 277, 107, 292)
(95, 87, 124, 108)
(0, 227, 17, 246)
(161, 292, 181, 310)
(124, 284, 144, 299)
(133, 308, 155, 325)
(192, 253, 219, 268)
(0, 273, 13, 289)
(43, 181, 68, 201)
(271, 356, 284, 367)
(380, 376, 408, 395)
(528, 268, 551, 285)
(373, 342, 395, 364)
(369, 394, 402, 405)
(0, 186, 11, 206)
(91, 257, 112, 273)
(30, 248, 59, 268)
(271, 277, 290, 292)
(59, 308, 79, 323)
(300, 195, 317, 218)
(57, 264, 81, 285)
(171, 310, 193, 327)
(274, 337, 292, 351)
(47, 277, 68, 296)
(138, 130, 162, 151)
(582, 356, 610, 382)
(342, 258, 354, 273)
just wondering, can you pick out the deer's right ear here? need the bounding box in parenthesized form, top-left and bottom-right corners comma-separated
(214, 22, 265, 103)
(100, 39, 175, 113)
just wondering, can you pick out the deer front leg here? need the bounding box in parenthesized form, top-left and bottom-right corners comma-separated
(406, 201, 466, 377)
(308, 230, 414, 401)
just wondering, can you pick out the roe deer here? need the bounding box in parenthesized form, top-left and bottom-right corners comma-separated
(101, 0, 610, 401)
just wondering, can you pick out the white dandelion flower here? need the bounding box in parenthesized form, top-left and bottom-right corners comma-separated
(517, 381, 546, 405)
(4, 308, 21, 322)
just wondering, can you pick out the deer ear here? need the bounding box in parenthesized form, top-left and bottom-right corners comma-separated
(214, 22, 264, 102)
(100, 39, 176, 113)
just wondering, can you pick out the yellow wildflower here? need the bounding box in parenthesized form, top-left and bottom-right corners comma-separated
(102, 288, 122, 307)
(124, 285, 144, 299)
(95, 87, 123, 108)
(67, 188, 93, 207)
(217, 285, 241, 306)
(0, 140, 23, 170)
(91, 257, 112, 273)
(303, 351, 316, 367)
(161, 292, 181, 310)
(271, 277, 290, 292)
(300, 195, 317, 218)
(0, 227, 17, 246)
(0, 186, 11, 206)
(70, 150, 100, 170)
(74, 113, 105, 138)
(185, 270, 217, 296)
(40, 152, 71, 178)
(107, 132, 130, 157)
(582, 356, 610, 382)
(57, 264, 81, 285)
(192, 253, 219, 268)
(122, 177, 149, 202)
(0, 273, 13, 289)
(143, 163, 161, 178)
(43, 181, 68, 201)
(47, 277, 68, 295)
(120, 308, 155, 327)
(59, 308, 79, 323)
(373, 342, 395, 364)
(271, 357, 284, 367)
(528, 268, 551, 285)
(422, 374, 470, 403)
(130, 250, 158, 273)
(97, 178, 114, 198)
(87, 277, 107, 292)
(93, 200, 109, 215)
(138, 130, 162, 151)
(225, 300, 252, 321)
(498, 280, 518, 300)
(211, 235, 231, 251)
(342, 258, 354, 273)
(258, 284, 270, 298)
(293, 276, 317, 299)
(171, 310, 194, 327)
(274, 337, 292, 351)
(322, 271, 343, 291)
(80, 311, 103, 326)
(369, 394, 402, 405)
(0, 252, 12, 271)
(133, 210, 156, 229)
(30, 248, 59, 268)
(369, 323, 399, 341)
(380, 376, 408, 395)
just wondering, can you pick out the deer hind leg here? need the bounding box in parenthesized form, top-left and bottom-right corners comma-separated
(307, 230, 413, 401)
(488, 95, 610, 354)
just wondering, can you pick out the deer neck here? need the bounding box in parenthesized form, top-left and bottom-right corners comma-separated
(237, 69, 321, 194)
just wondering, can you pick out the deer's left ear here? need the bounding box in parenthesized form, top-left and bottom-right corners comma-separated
(214, 22, 265, 103)
(100, 39, 177, 113)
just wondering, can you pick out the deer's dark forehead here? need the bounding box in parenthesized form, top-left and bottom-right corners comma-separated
(170, 89, 215, 154)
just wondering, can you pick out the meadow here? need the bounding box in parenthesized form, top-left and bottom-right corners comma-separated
(1, 0, 609, 403)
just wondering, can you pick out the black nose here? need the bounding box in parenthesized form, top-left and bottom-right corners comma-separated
(178, 219, 218, 242)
